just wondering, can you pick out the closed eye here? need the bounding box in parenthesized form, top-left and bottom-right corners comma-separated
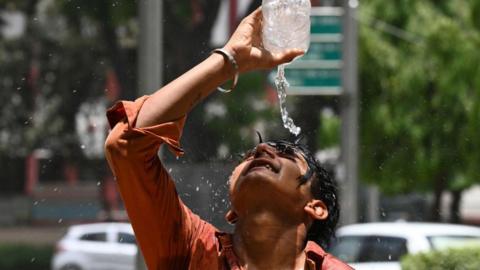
(275, 146, 299, 161)
(278, 152, 297, 161)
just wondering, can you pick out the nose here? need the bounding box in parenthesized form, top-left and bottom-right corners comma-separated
(254, 143, 275, 158)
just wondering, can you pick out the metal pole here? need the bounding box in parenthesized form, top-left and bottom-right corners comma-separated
(137, 2, 163, 268)
(367, 185, 380, 222)
(138, 0, 163, 95)
(339, 0, 359, 225)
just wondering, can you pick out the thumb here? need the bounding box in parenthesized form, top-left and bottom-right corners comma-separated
(271, 49, 305, 66)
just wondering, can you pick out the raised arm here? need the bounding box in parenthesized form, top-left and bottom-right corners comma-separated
(104, 8, 303, 270)
(136, 8, 304, 128)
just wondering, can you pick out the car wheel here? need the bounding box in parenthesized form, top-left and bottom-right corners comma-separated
(60, 264, 82, 270)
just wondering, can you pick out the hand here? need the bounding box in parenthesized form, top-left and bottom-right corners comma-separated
(223, 8, 305, 73)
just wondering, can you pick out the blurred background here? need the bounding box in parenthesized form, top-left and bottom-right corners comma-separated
(1, 0, 480, 269)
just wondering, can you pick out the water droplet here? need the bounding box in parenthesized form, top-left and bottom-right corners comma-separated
(72, 89, 77, 93)
(30, 257, 36, 263)
(33, 201, 39, 205)
(80, 145, 85, 149)
(58, 218, 63, 224)
(97, 181, 101, 186)
(53, 187, 58, 192)
(168, 168, 172, 173)
(196, 186, 200, 192)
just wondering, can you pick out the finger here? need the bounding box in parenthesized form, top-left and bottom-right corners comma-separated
(240, 6, 262, 27)
(271, 49, 305, 66)
(250, 7, 262, 20)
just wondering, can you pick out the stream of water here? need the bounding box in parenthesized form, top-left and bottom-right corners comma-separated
(274, 65, 301, 136)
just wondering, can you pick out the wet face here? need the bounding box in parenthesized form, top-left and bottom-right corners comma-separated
(228, 142, 313, 221)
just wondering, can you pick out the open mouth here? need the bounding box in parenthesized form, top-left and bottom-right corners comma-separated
(245, 158, 279, 174)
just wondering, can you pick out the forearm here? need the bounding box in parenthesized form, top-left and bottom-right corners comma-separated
(136, 7, 303, 129)
(136, 53, 234, 128)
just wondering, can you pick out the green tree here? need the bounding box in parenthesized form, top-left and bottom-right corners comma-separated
(359, 0, 480, 221)
(0, 0, 134, 193)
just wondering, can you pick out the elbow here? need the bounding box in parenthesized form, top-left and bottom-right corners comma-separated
(104, 123, 124, 157)
(104, 132, 117, 156)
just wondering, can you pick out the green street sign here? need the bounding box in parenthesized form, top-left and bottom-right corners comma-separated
(288, 69, 340, 87)
(302, 41, 342, 61)
(269, 68, 341, 95)
(311, 16, 342, 34)
(311, 7, 343, 35)
(269, 7, 344, 95)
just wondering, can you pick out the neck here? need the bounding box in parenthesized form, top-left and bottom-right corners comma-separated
(232, 211, 309, 270)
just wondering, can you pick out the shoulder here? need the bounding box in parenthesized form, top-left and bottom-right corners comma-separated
(305, 241, 354, 270)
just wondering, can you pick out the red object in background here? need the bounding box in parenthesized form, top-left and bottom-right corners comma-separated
(103, 175, 120, 214)
(265, 83, 278, 105)
(64, 163, 79, 186)
(229, 0, 238, 34)
(25, 154, 38, 195)
(105, 69, 121, 102)
(27, 63, 40, 96)
(190, 0, 204, 25)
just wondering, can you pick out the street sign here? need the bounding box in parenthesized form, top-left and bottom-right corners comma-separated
(269, 7, 344, 95)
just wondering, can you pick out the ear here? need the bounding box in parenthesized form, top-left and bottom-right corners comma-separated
(225, 209, 238, 224)
(304, 199, 328, 221)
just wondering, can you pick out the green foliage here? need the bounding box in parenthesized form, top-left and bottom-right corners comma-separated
(401, 247, 480, 270)
(0, 244, 53, 270)
(57, 0, 136, 26)
(318, 111, 340, 148)
(206, 72, 278, 158)
(359, 0, 480, 194)
(0, 33, 108, 158)
(0, 0, 133, 159)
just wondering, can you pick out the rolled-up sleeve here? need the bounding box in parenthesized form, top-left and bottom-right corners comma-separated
(104, 96, 198, 269)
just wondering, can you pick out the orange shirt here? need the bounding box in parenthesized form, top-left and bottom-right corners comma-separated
(105, 96, 353, 270)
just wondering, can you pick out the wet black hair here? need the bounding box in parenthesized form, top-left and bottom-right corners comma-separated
(267, 139, 340, 249)
(243, 134, 340, 249)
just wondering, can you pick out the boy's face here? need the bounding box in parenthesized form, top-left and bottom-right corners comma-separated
(227, 142, 313, 220)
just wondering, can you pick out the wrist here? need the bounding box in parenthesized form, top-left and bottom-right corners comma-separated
(211, 48, 239, 93)
(222, 45, 249, 73)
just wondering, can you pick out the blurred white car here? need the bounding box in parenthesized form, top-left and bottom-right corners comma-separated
(52, 222, 137, 270)
(329, 222, 480, 270)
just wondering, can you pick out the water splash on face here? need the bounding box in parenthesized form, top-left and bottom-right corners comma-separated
(274, 65, 301, 136)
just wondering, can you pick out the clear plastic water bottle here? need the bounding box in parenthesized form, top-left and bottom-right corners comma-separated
(262, 0, 311, 54)
(262, 0, 310, 136)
